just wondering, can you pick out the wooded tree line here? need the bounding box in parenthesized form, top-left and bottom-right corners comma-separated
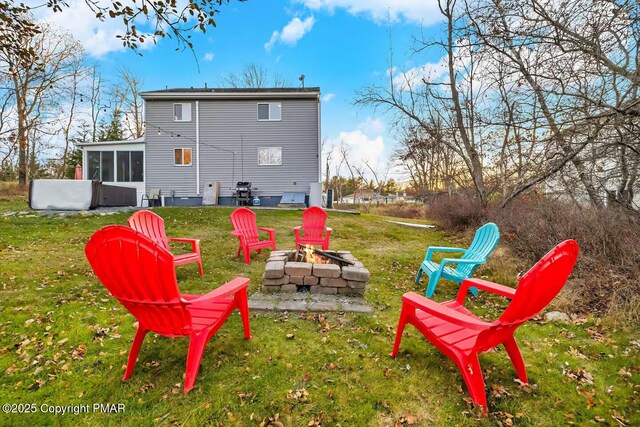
(0, 22, 144, 183)
(357, 0, 639, 213)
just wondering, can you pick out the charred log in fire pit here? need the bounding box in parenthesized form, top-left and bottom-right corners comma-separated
(295, 244, 355, 266)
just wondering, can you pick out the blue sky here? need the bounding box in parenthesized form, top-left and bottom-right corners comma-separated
(39, 0, 445, 180)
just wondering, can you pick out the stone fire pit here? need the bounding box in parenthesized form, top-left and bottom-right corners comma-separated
(261, 250, 370, 296)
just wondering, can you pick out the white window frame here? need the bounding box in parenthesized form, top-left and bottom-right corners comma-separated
(257, 102, 282, 121)
(174, 148, 193, 166)
(258, 147, 282, 166)
(173, 103, 192, 122)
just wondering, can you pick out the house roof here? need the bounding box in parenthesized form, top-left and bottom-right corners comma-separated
(77, 137, 145, 146)
(140, 87, 320, 100)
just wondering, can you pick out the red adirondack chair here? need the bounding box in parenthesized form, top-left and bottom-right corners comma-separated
(230, 207, 277, 264)
(85, 225, 251, 393)
(391, 240, 579, 410)
(294, 206, 332, 250)
(128, 210, 203, 276)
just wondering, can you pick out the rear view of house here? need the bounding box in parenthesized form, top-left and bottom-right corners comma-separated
(143, 87, 321, 206)
(80, 87, 321, 207)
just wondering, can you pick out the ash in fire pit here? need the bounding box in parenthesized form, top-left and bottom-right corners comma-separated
(262, 245, 370, 296)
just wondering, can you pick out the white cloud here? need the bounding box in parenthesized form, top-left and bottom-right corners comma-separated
(358, 116, 385, 134)
(321, 93, 335, 102)
(203, 52, 215, 62)
(296, 0, 441, 26)
(32, 0, 139, 57)
(325, 116, 390, 176)
(265, 16, 316, 51)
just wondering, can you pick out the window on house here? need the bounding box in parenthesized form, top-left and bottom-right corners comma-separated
(173, 103, 192, 121)
(87, 151, 114, 181)
(257, 102, 282, 121)
(116, 151, 144, 182)
(174, 148, 192, 166)
(258, 147, 282, 165)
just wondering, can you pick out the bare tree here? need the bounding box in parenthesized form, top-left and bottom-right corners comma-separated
(117, 68, 145, 138)
(220, 64, 290, 88)
(0, 23, 84, 185)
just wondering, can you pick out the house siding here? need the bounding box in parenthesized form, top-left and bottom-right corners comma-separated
(144, 97, 320, 200)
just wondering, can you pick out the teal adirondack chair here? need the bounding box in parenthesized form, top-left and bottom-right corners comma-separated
(416, 223, 500, 297)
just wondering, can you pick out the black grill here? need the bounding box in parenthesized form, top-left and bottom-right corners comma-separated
(235, 182, 252, 206)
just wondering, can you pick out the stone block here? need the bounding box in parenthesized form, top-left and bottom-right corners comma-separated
(351, 261, 364, 268)
(341, 266, 370, 282)
(312, 263, 341, 278)
(289, 275, 305, 285)
(277, 300, 307, 311)
(320, 277, 348, 288)
(309, 301, 338, 312)
(268, 255, 288, 263)
(285, 262, 312, 276)
(261, 285, 281, 293)
(262, 274, 289, 286)
(317, 287, 337, 295)
(303, 276, 319, 285)
(270, 251, 287, 257)
(347, 280, 367, 289)
(280, 284, 297, 293)
(337, 251, 352, 255)
(264, 261, 285, 279)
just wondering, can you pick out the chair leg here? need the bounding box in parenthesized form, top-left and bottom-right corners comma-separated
(237, 245, 241, 257)
(235, 288, 251, 340)
(415, 268, 423, 285)
(425, 271, 441, 297)
(184, 333, 209, 394)
(243, 247, 251, 265)
(123, 327, 148, 381)
(390, 304, 411, 357)
(197, 258, 204, 276)
(504, 336, 528, 383)
(271, 240, 277, 250)
(257, 249, 261, 254)
(459, 354, 487, 410)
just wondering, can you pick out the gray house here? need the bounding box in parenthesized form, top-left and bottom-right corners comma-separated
(81, 87, 321, 207)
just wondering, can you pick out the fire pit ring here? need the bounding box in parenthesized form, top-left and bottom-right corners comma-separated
(261, 246, 370, 296)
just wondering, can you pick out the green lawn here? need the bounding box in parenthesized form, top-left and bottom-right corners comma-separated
(0, 197, 638, 426)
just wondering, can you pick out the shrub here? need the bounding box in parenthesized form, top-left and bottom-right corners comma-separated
(490, 198, 640, 322)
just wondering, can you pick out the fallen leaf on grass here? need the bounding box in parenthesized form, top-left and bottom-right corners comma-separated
(563, 368, 594, 385)
(577, 387, 596, 409)
(514, 378, 537, 393)
(287, 388, 309, 403)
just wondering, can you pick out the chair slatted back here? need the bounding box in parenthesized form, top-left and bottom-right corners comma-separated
(476, 240, 579, 351)
(230, 208, 260, 244)
(301, 206, 327, 240)
(127, 210, 171, 251)
(85, 225, 192, 337)
(457, 223, 500, 276)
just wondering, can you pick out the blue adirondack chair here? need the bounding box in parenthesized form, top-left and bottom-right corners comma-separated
(416, 223, 500, 297)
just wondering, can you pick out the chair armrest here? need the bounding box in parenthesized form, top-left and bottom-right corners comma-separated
(258, 227, 276, 239)
(441, 258, 484, 266)
(425, 246, 467, 261)
(402, 292, 489, 330)
(169, 237, 200, 253)
(456, 278, 516, 304)
(184, 277, 250, 305)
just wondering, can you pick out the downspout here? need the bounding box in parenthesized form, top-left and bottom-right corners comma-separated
(317, 93, 321, 183)
(196, 100, 200, 195)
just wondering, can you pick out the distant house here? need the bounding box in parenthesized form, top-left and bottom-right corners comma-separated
(79, 87, 321, 206)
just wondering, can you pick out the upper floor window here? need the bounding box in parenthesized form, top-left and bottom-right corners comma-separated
(87, 151, 114, 182)
(173, 103, 192, 121)
(174, 148, 192, 166)
(257, 102, 281, 121)
(117, 151, 144, 182)
(258, 147, 282, 165)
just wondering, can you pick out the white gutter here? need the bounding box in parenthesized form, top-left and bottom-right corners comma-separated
(141, 91, 319, 100)
(196, 100, 200, 195)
